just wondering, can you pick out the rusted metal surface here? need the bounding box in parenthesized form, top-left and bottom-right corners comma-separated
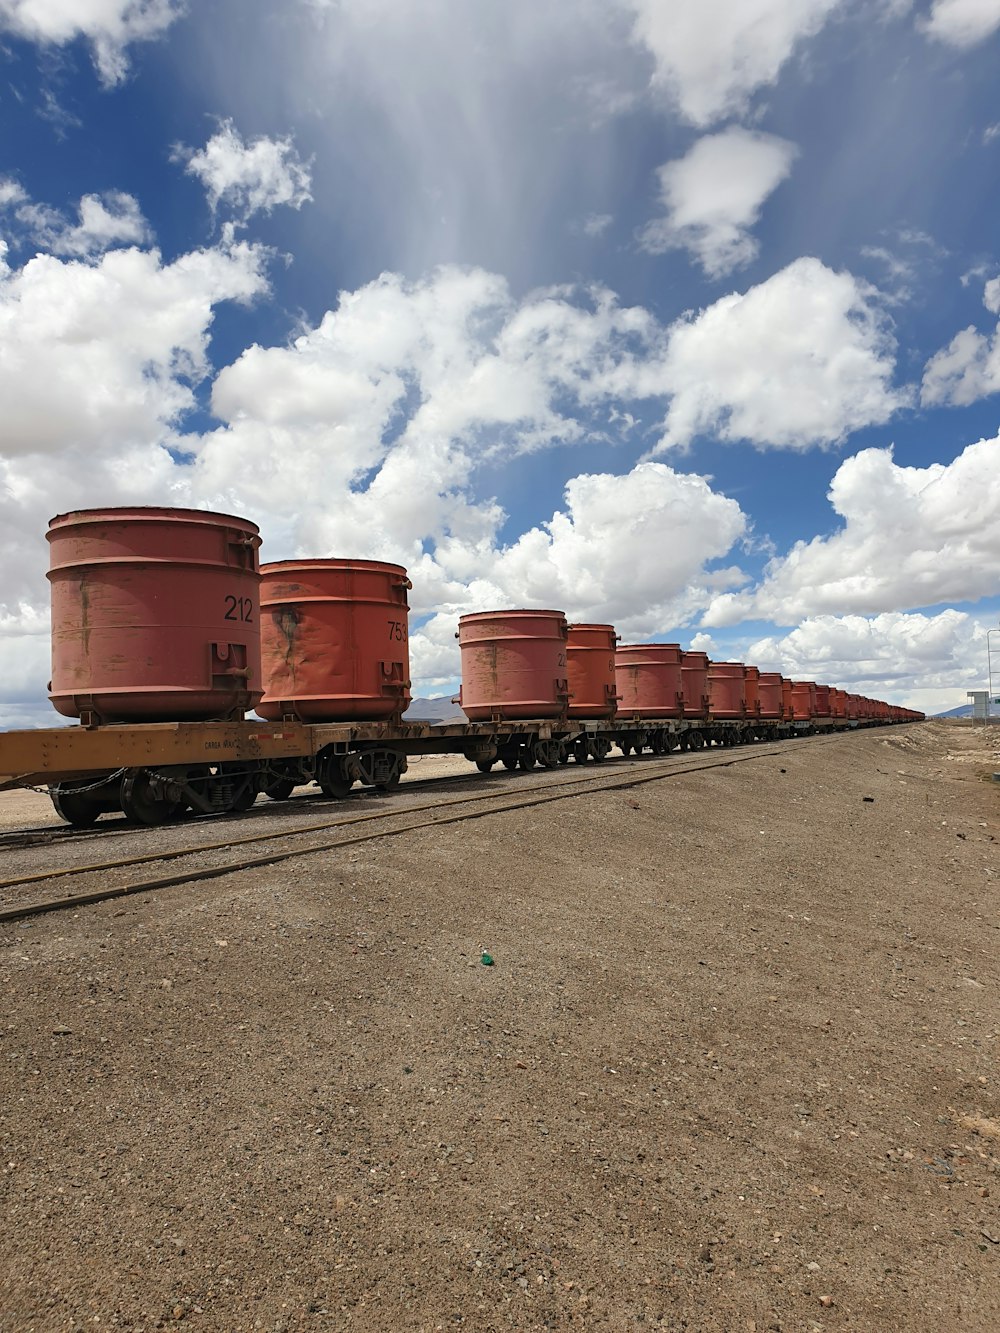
(258, 559, 411, 723)
(47, 507, 262, 724)
(781, 677, 794, 721)
(458, 610, 569, 721)
(707, 661, 746, 720)
(0, 717, 563, 791)
(680, 651, 710, 719)
(0, 720, 307, 790)
(567, 623, 619, 718)
(615, 643, 684, 718)
(743, 665, 761, 718)
(757, 671, 783, 719)
(813, 684, 832, 717)
(790, 681, 817, 720)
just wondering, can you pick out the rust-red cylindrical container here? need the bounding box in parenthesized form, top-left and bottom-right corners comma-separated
(830, 688, 847, 718)
(707, 661, 746, 719)
(615, 643, 684, 718)
(790, 680, 817, 720)
(257, 560, 411, 722)
(567, 623, 619, 718)
(757, 671, 783, 719)
(47, 506, 262, 723)
(458, 609, 569, 721)
(813, 684, 832, 717)
(846, 694, 860, 720)
(744, 664, 761, 718)
(680, 650, 710, 719)
(781, 677, 794, 721)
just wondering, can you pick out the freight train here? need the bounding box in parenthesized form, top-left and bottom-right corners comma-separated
(0, 506, 923, 827)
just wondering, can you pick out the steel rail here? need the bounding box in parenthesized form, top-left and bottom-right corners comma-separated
(0, 738, 836, 924)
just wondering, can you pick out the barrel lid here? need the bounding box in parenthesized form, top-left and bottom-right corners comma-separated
(47, 505, 259, 534)
(458, 608, 567, 620)
(617, 641, 682, 651)
(261, 558, 408, 576)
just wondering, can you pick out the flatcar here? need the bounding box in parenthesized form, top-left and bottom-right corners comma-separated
(0, 506, 923, 826)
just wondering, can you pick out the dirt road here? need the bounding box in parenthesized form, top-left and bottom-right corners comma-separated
(1, 721, 998, 1330)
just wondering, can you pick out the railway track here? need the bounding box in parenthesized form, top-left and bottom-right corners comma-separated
(0, 737, 831, 925)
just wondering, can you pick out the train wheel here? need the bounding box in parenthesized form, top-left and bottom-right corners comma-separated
(476, 758, 495, 773)
(501, 754, 519, 771)
(263, 777, 295, 801)
(50, 783, 101, 827)
(518, 749, 534, 770)
(376, 772, 401, 792)
(121, 773, 180, 826)
(532, 741, 557, 768)
(319, 777, 352, 799)
(230, 784, 257, 812)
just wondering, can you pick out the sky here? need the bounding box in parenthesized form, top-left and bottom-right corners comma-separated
(1, 0, 1000, 725)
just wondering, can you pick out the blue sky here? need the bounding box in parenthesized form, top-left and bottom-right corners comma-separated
(1, 0, 1000, 724)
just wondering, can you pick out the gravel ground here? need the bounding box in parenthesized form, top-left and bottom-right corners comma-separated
(1, 721, 998, 1331)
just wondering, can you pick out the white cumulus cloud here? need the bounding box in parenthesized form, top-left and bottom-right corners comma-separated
(922, 275, 1000, 405)
(0, 238, 268, 460)
(174, 120, 314, 221)
(747, 609, 988, 711)
(398, 462, 749, 688)
(0, 177, 27, 208)
(639, 126, 799, 277)
(13, 191, 152, 257)
(465, 463, 748, 632)
(185, 267, 753, 689)
(920, 0, 1000, 47)
(622, 0, 842, 126)
(704, 435, 1000, 626)
(0, 232, 271, 639)
(0, 0, 183, 86)
(655, 257, 908, 451)
(191, 266, 672, 567)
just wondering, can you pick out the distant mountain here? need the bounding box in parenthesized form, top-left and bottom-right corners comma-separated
(934, 704, 976, 718)
(404, 695, 466, 723)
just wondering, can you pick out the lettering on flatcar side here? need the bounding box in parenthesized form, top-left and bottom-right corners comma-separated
(557, 652, 567, 667)
(387, 620, 408, 641)
(224, 595, 254, 622)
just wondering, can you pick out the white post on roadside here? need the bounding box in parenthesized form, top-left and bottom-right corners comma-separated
(989, 628, 1000, 724)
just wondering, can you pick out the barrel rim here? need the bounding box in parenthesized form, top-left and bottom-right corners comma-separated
(567, 622, 617, 632)
(617, 642, 682, 651)
(458, 608, 567, 620)
(261, 558, 408, 576)
(47, 505, 260, 534)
